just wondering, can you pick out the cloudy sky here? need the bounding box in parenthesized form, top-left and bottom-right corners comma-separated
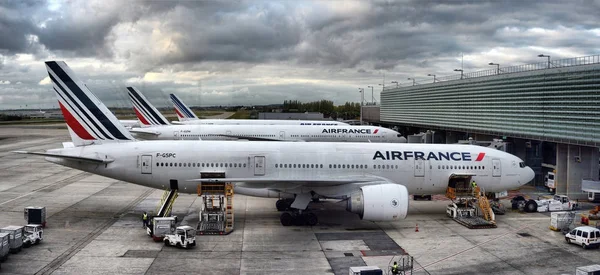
(0, 0, 599, 109)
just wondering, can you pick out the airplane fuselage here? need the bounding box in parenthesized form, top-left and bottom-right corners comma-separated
(46, 141, 533, 198)
(131, 125, 404, 143)
(177, 119, 348, 126)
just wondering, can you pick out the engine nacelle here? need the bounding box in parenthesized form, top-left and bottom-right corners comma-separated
(346, 184, 409, 221)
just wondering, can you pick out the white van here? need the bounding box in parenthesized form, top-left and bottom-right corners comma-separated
(565, 226, 600, 249)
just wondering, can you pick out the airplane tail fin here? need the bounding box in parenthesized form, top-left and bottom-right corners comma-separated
(170, 93, 199, 121)
(45, 61, 135, 146)
(127, 87, 170, 126)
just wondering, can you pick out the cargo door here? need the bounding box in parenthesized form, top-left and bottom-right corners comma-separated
(254, 156, 266, 176)
(492, 159, 501, 177)
(141, 155, 152, 174)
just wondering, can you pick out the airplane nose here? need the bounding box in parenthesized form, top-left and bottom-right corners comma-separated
(522, 167, 535, 185)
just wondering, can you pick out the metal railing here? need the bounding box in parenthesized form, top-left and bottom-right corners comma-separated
(384, 54, 600, 90)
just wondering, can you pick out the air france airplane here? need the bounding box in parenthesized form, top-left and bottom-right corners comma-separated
(16, 61, 534, 227)
(127, 87, 404, 142)
(168, 92, 348, 126)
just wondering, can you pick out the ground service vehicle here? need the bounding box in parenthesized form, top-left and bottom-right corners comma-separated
(545, 171, 556, 193)
(565, 226, 600, 249)
(22, 225, 43, 247)
(0, 232, 8, 261)
(0, 226, 23, 253)
(164, 226, 196, 249)
(147, 217, 177, 241)
(524, 195, 578, 213)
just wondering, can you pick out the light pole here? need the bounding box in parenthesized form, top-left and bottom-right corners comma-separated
(367, 86, 374, 105)
(358, 88, 364, 125)
(427, 74, 436, 83)
(489, 62, 500, 75)
(538, 54, 551, 68)
(454, 69, 464, 79)
(407, 78, 415, 86)
(391, 81, 399, 88)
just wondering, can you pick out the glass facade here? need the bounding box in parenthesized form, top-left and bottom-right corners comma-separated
(381, 64, 600, 146)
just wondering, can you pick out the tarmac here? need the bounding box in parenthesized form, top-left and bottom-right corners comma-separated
(0, 126, 599, 275)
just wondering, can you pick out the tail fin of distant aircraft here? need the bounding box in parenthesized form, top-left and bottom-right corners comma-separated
(127, 87, 170, 126)
(45, 61, 135, 146)
(170, 93, 199, 121)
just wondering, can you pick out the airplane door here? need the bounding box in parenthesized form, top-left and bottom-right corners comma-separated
(254, 156, 266, 176)
(492, 159, 501, 177)
(141, 155, 152, 174)
(414, 159, 424, 177)
(279, 131, 285, 140)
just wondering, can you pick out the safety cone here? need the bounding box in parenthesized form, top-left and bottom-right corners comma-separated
(415, 223, 419, 232)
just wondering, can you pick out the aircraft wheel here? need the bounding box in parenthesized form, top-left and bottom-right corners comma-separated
(276, 200, 287, 211)
(293, 214, 307, 226)
(280, 212, 293, 226)
(306, 213, 318, 226)
(524, 200, 537, 213)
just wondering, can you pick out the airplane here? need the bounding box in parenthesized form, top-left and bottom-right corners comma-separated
(119, 119, 140, 128)
(127, 87, 405, 142)
(15, 61, 535, 227)
(168, 92, 349, 126)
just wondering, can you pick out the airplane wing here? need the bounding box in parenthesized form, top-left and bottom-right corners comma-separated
(217, 134, 283, 141)
(129, 128, 160, 136)
(188, 174, 386, 187)
(12, 151, 114, 164)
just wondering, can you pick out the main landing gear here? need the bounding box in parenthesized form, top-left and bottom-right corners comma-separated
(280, 211, 318, 226)
(276, 193, 318, 226)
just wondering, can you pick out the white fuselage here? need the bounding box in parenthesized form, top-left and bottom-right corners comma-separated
(119, 120, 140, 128)
(45, 141, 534, 198)
(176, 119, 348, 126)
(131, 125, 404, 143)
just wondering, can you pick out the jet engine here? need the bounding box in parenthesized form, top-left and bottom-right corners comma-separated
(346, 183, 409, 221)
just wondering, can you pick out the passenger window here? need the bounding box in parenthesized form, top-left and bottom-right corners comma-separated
(311, 164, 314, 168)
(275, 164, 278, 168)
(583, 231, 588, 238)
(293, 164, 296, 168)
(329, 164, 332, 168)
(243, 164, 246, 167)
(179, 163, 182, 167)
(156, 163, 159, 167)
(576, 230, 582, 237)
(351, 165, 355, 169)
(211, 163, 214, 167)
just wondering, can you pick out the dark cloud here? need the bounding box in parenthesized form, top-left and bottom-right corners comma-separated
(1, 0, 600, 109)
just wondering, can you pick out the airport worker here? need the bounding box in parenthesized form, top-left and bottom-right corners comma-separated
(471, 181, 478, 196)
(142, 212, 148, 228)
(391, 261, 399, 275)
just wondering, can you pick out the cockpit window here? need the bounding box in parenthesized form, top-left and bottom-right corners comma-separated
(519, 162, 525, 168)
(397, 134, 402, 137)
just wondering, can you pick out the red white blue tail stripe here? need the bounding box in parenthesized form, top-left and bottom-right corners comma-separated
(45, 61, 134, 144)
(127, 87, 170, 126)
(170, 93, 198, 120)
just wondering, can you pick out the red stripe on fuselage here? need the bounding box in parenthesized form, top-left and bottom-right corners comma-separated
(134, 107, 151, 125)
(58, 101, 95, 140)
(373, 129, 379, 134)
(475, 153, 485, 161)
(174, 108, 184, 118)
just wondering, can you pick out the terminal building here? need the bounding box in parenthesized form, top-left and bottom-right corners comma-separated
(364, 55, 600, 199)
